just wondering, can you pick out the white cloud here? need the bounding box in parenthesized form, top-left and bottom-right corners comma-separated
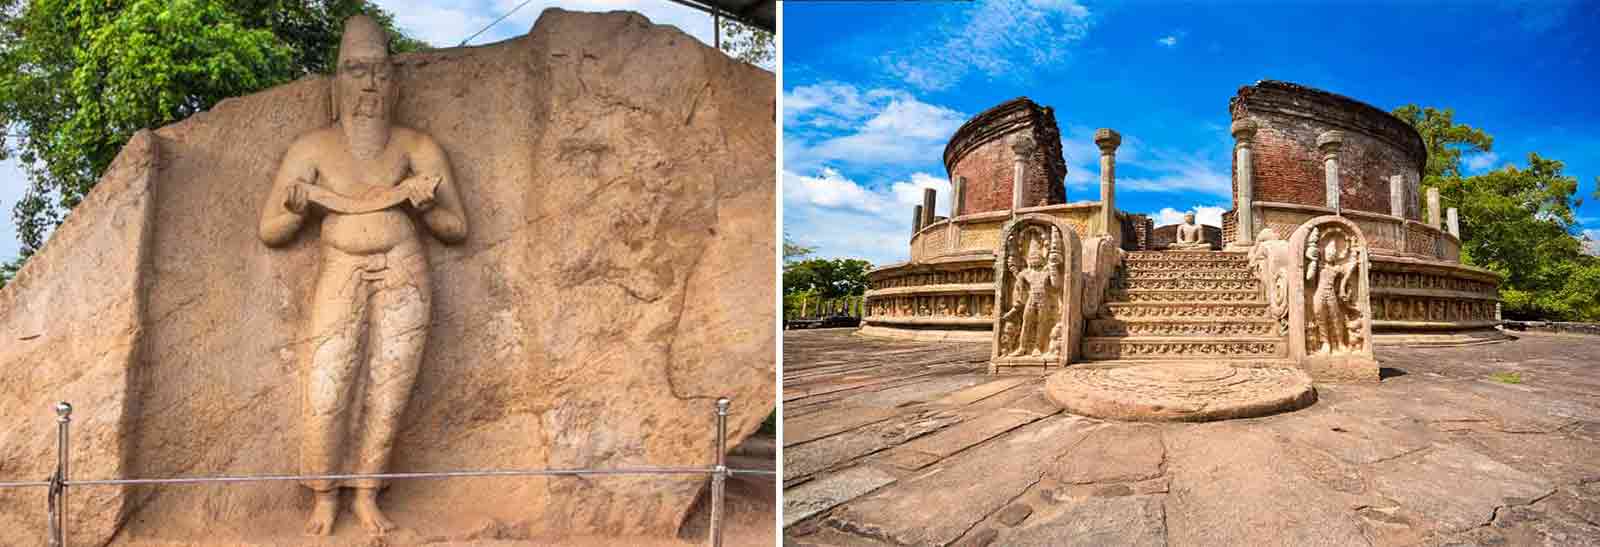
(1583, 229, 1600, 256)
(783, 168, 950, 265)
(1464, 151, 1499, 173)
(785, 84, 966, 170)
(1158, 35, 1178, 47)
(879, 0, 1094, 91)
(1151, 205, 1227, 228)
(0, 157, 26, 261)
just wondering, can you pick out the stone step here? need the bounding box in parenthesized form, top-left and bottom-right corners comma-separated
(1082, 336, 1288, 360)
(1106, 289, 1263, 304)
(1086, 318, 1281, 337)
(1117, 270, 1257, 282)
(1111, 277, 1261, 292)
(1102, 302, 1271, 321)
(1124, 250, 1249, 261)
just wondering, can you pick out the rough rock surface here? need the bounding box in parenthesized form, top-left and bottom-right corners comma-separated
(785, 329, 1600, 546)
(0, 9, 773, 545)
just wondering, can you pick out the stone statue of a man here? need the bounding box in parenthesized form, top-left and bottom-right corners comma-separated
(1170, 212, 1208, 250)
(1305, 228, 1362, 354)
(1006, 227, 1062, 356)
(257, 15, 468, 536)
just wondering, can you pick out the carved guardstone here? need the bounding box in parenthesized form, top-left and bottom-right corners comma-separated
(991, 214, 1082, 374)
(1286, 216, 1378, 382)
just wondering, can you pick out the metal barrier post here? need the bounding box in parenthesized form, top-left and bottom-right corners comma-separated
(51, 402, 71, 547)
(708, 397, 729, 547)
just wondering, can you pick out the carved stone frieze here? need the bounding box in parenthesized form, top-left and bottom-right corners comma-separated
(1103, 303, 1270, 320)
(1087, 319, 1277, 337)
(1083, 340, 1285, 359)
(1286, 215, 1378, 382)
(990, 214, 1083, 372)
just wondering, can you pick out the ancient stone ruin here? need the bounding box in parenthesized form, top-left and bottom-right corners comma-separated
(860, 82, 1502, 421)
(0, 10, 774, 545)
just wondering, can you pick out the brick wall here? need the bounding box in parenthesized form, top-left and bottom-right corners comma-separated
(1230, 81, 1426, 221)
(946, 98, 1067, 215)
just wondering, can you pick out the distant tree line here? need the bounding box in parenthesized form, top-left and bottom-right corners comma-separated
(782, 235, 871, 318)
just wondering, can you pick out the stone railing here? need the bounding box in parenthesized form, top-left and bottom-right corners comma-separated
(907, 202, 1104, 263)
(1228, 202, 1460, 262)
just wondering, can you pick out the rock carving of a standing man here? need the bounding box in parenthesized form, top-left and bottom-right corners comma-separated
(257, 15, 467, 536)
(1304, 229, 1360, 354)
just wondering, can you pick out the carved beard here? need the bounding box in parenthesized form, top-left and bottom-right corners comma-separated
(341, 91, 390, 160)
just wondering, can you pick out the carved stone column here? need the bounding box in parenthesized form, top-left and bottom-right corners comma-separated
(1317, 130, 1344, 211)
(1388, 175, 1404, 217)
(1011, 134, 1036, 214)
(1426, 187, 1441, 229)
(912, 204, 924, 234)
(1446, 207, 1459, 237)
(1231, 120, 1258, 247)
(948, 176, 965, 248)
(1094, 128, 1121, 241)
(921, 187, 937, 228)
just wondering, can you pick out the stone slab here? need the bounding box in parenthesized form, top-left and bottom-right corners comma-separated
(929, 377, 1035, 407)
(783, 405, 900, 447)
(849, 375, 989, 409)
(996, 495, 1166, 547)
(877, 409, 1047, 470)
(828, 417, 1096, 546)
(783, 465, 898, 528)
(1264, 406, 1428, 465)
(783, 413, 961, 481)
(1047, 425, 1164, 484)
(1371, 443, 1556, 533)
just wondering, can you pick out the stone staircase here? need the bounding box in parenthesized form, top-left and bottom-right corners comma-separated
(1084, 250, 1288, 360)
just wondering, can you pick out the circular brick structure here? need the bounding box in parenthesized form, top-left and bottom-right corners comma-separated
(1044, 362, 1317, 422)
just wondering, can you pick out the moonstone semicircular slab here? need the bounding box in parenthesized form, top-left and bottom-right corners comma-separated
(1044, 362, 1316, 422)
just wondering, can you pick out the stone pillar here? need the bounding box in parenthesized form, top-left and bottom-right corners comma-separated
(1095, 128, 1121, 240)
(922, 187, 937, 227)
(912, 204, 924, 234)
(1231, 120, 1257, 247)
(1317, 130, 1344, 211)
(1446, 207, 1459, 237)
(1426, 187, 1441, 229)
(950, 176, 964, 218)
(1389, 175, 1405, 217)
(1010, 134, 1036, 214)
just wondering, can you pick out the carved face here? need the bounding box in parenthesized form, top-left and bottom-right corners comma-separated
(1184, 213, 1195, 225)
(1025, 236, 1045, 268)
(336, 57, 395, 124)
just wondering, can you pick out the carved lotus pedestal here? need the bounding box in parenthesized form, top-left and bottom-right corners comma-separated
(1045, 361, 1316, 422)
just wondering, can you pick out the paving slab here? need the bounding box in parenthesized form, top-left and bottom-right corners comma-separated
(827, 417, 1097, 547)
(1371, 442, 1557, 533)
(783, 465, 898, 528)
(876, 408, 1047, 470)
(783, 412, 962, 481)
(997, 494, 1166, 547)
(929, 376, 1035, 407)
(783, 404, 899, 447)
(1046, 424, 1165, 484)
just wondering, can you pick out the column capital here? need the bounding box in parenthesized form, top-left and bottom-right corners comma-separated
(1316, 130, 1345, 156)
(1094, 128, 1122, 154)
(1010, 133, 1036, 155)
(1230, 119, 1257, 144)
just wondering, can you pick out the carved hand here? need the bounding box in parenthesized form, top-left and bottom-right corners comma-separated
(285, 181, 311, 214)
(402, 175, 440, 211)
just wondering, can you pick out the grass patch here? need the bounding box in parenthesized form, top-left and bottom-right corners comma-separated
(1489, 371, 1524, 384)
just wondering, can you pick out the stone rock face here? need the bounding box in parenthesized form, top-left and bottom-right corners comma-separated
(0, 8, 773, 545)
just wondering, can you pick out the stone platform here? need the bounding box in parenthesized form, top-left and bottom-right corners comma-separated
(1044, 361, 1316, 422)
(784, 328, 1600, 546)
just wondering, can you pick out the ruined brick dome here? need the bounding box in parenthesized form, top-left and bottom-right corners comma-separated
(942, 97, 1069, 216)
(1230, 80, 1429, 221)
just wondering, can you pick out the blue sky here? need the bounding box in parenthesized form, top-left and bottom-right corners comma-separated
(783, 0, 1600, 266)
(0, 0, 724, 263)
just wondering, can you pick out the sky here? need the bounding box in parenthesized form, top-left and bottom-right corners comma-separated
(0, 0, 722, 263)
(783, 0, 1600, 266)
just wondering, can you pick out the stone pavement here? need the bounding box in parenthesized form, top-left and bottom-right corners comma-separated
(782, 329, 1600, 546)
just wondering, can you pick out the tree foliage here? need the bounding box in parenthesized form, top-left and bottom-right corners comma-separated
(716, 17, 772, 70)
(783, 257, 871, 299)
(0, 0, 423, 261)
(1396, 104, 1600, 321)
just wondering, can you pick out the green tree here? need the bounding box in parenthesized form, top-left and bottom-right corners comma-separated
(0, 0, 423, 265)
(1396, 104, 1600, 321)
(783, 233, 814, 264)
(717, 17, 772, 69)
(1392, 104, 1494, 183)
(783, 257, 871, 299)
